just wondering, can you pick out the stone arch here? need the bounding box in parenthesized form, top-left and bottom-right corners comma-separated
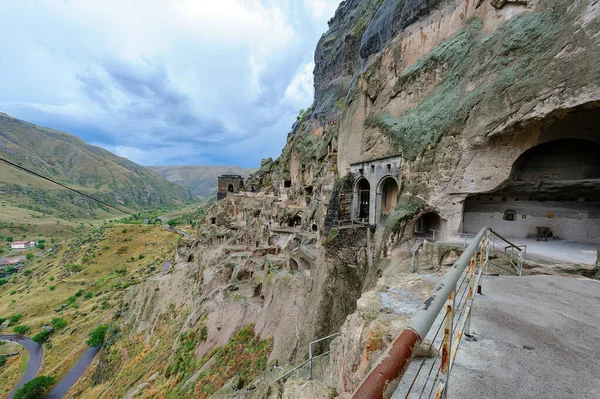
(377, 175, 399, 221)
(354, 177, 370, 221)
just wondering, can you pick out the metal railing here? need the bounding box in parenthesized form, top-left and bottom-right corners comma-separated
(274, 332, 340, 383)
(334, 219, 370, 227)
(427, 229, 526, 276)
(409, 241, 424, 273)
(351, 227, 524, 399)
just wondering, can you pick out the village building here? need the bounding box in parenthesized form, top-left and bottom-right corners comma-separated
(10, 240, 37, 249)
(217, 175, 244, 200)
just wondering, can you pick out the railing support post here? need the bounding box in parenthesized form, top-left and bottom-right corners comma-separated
(308, 341, 313, 380)
(464, 251, 477, 336)
(436, 288, 455, 398)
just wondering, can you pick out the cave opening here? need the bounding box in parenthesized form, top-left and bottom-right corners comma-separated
(288, 215, 302, 227)
(464, 137, 600, 244)
(414, 212, 442, 238)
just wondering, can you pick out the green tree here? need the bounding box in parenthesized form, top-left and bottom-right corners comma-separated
(14, 375, 55, 399)
(26, 253, 35, 260)
(0, 355, 6, 367)
(86, 324, 108, 347)
(31, 329, 52, 344)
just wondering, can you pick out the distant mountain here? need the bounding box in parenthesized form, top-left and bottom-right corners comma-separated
(150, 165, 257, 198)
(0, 113, 193, 218)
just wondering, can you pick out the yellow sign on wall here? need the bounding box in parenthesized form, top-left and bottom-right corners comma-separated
(547, 211, 554, 218)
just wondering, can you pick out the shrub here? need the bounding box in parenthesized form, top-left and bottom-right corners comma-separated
(87, 324, 108, 347)
(84, 292, 94, 300)
(6, 237, 13, 242)
(49, 286, 56, 291)
(26, 253, 35, 260)
(65, 264, 82, 273)
(9, 314, 23, 324)
(51, 318, 68, 329)
(24, 270, 32, 276)
(36, 243, 45, 250)
(13, 325, 31, 334)
(0, 278, 7, 286)
(49, 276, 54, 281)
(75, 289, 84, 297)
(0, 355, 6, 367)
(31, 329, 52, 344)
(138, 253, 146, 260)
(14, 375, 55, 399)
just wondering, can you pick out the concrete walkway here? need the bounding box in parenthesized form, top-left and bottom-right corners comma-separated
(448, 275, 600, 399)
(507, 237, 597, 265)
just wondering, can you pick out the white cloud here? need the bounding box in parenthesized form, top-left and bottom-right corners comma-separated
(0, 0, 342, 167)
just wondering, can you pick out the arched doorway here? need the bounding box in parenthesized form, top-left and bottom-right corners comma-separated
(378, 176, 399, 221)
(228, 184, 234, 192)
(356, 178, 370, 221)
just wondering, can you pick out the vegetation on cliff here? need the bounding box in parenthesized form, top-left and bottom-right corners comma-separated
(365, 4, 565, 160)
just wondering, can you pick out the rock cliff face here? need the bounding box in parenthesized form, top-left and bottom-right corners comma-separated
(81, 0, 600, 397)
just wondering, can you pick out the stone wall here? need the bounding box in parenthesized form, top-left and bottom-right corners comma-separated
(349, 155, 402, 225)
(217, 175, 244, 200)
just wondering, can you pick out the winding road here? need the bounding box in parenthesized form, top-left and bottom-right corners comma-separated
(1, 334, 101, 399)
(0, 335, 43, 399)
(45, 346, 100, 399)
(1, 221, 190, 397)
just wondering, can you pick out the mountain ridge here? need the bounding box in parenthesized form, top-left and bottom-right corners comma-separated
(0, 113, 193, 218)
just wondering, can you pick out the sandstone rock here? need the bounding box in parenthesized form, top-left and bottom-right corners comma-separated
(281, 379, 336, 399)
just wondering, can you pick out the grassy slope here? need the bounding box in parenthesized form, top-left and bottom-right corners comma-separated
(0, 112, 192, 217)
(0, 201, 101, 245)
(150, 165, 257, 198)
(0, 224, 181, 388)
(0, 349, 28, 398)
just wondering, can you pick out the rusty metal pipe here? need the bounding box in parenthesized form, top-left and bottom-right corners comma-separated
(352, 328, 422, 399)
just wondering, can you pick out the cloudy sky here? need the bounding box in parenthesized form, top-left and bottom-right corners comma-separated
(0, 0, 340, 167)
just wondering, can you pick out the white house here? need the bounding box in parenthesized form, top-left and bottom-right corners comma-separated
(10, 241, 36, 249)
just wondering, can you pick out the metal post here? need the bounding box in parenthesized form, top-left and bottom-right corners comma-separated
(436, 288, 455, 398)
(464, 252, 477, 336)
(309, 341, 313, 380)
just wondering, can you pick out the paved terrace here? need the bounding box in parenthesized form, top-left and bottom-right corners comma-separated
(448, 275, 600, 398)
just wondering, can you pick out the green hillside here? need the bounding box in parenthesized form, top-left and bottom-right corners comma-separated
(0, 112, 193, 219)
(150, 165, 257, 198)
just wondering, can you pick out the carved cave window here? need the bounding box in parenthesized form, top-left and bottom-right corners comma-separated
(503, 209, 517, 221)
